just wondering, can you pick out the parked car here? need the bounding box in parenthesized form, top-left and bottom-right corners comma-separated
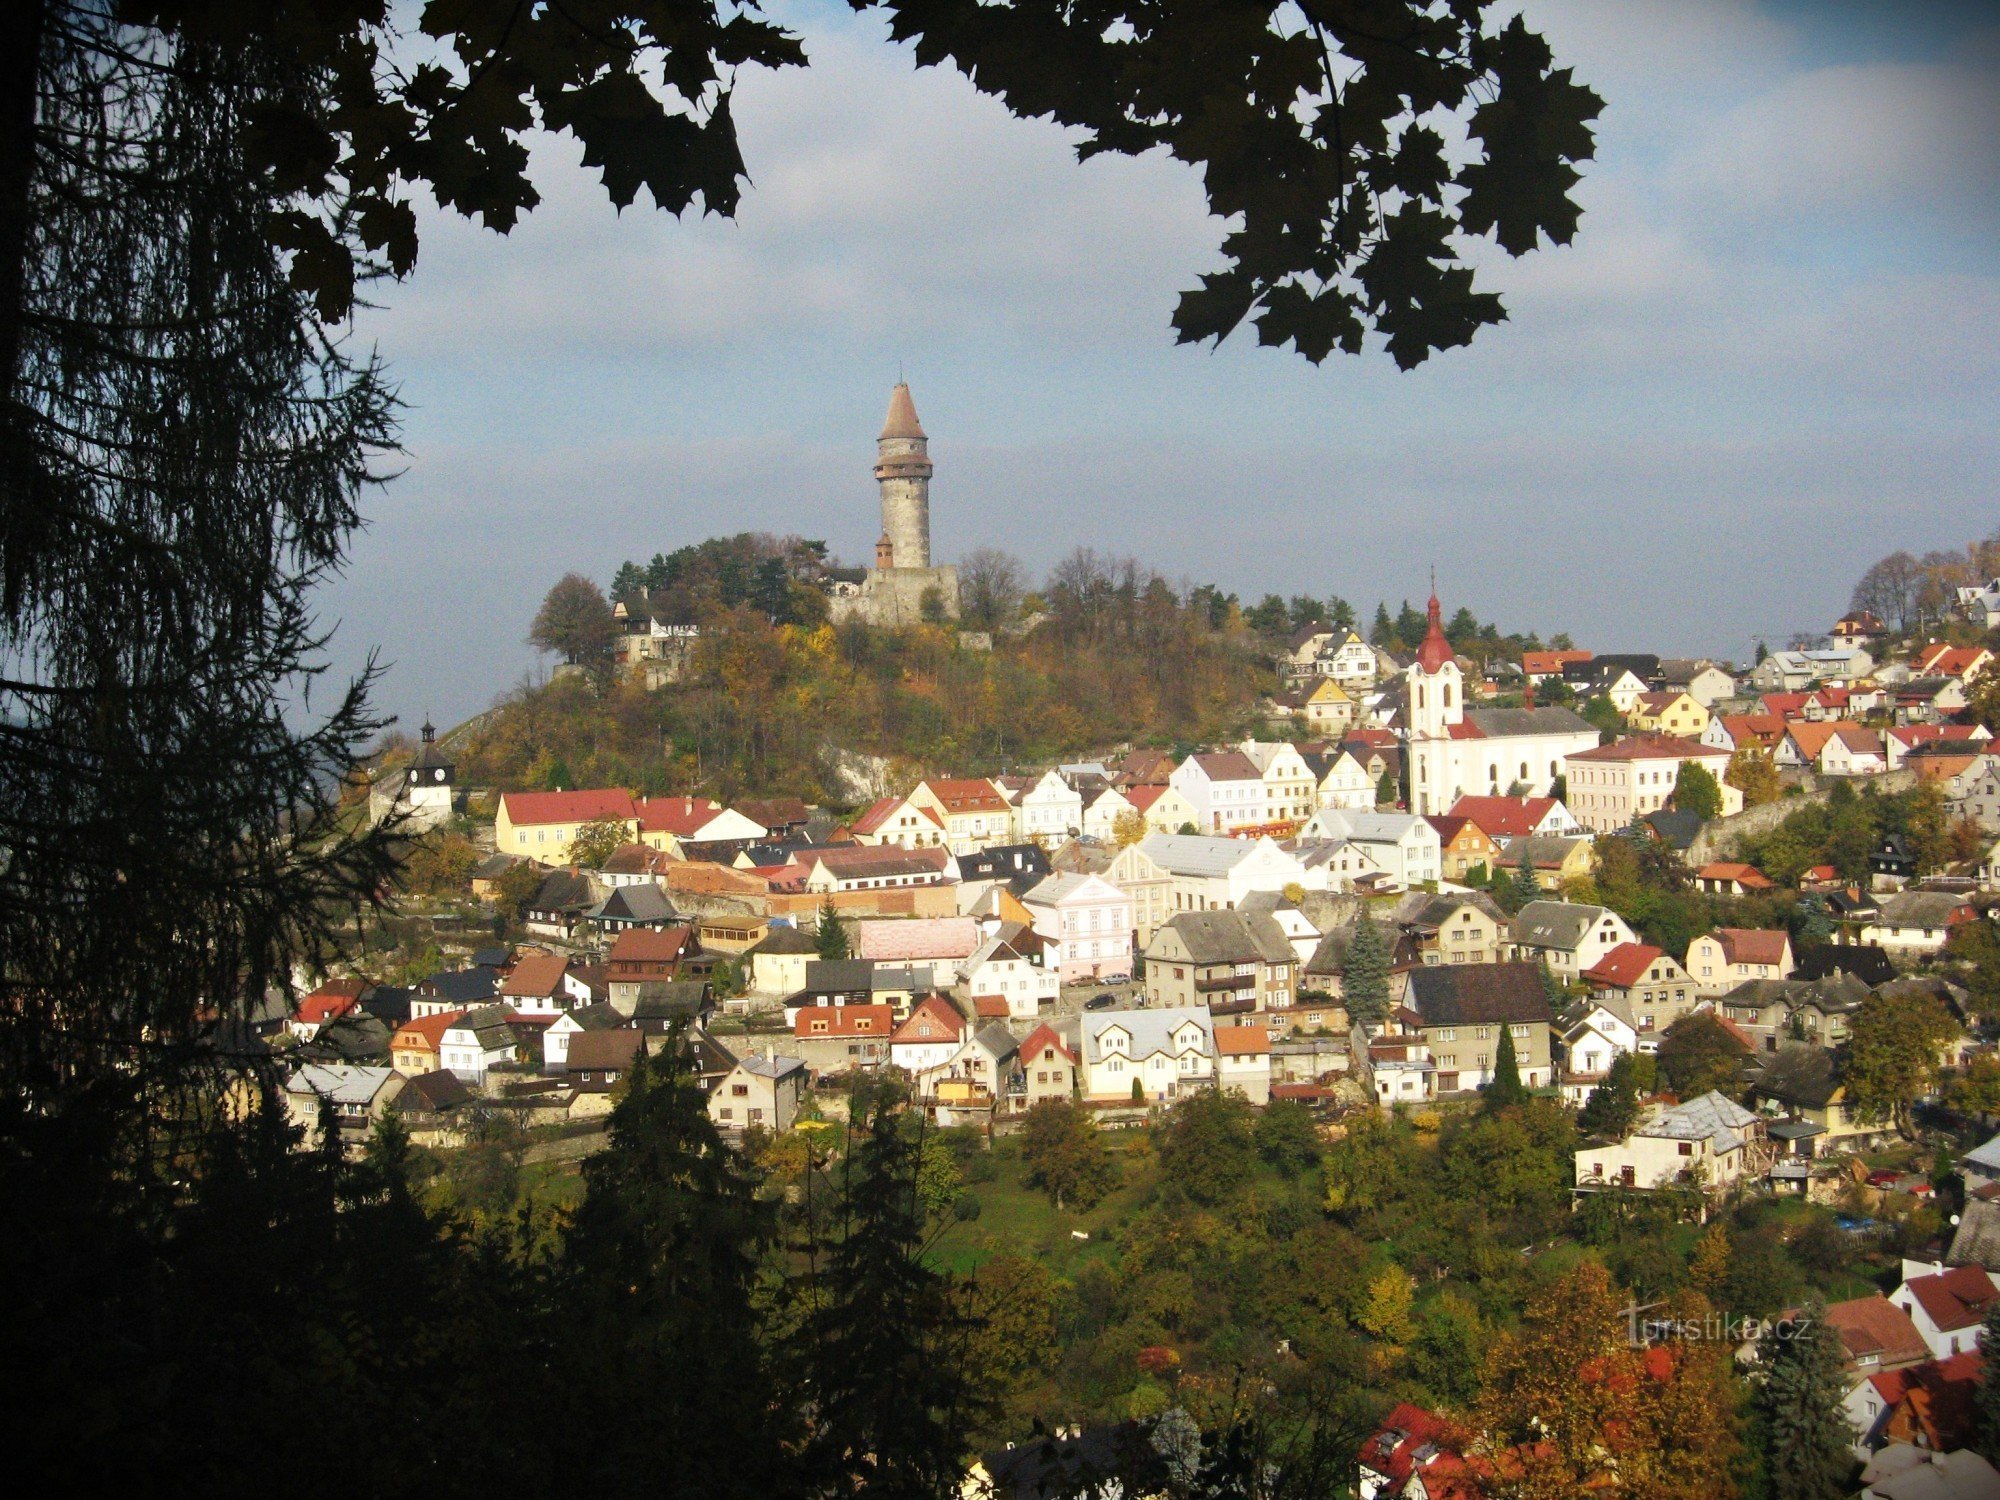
(1084, 993, 1117, 1011)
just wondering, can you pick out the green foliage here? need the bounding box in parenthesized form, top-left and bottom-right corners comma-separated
(914, 1129, 963, 1220)
(814, 895, 850, 961)
(529, 572, 616, 665)
(1019, 1100, 1116, 1212)
(1759, 1303, 1857, 1500)
(1411, 1291, 1486, 1408)
(800, 1104, 986, 1497)
(1673, 762, 1723, 821)
(562, 1039, 788, 1497)
(1484, 1027, 1529, 1108)
(1154, 1090, 1257, 1207)
(1507, 843, 1543, 911)
(567, 814, 631, 868)
(1340, 918, 1392, 1030)
(1657, 1012, 1750, 1101)
(494, 860, 546, 920)
(1577, 1051, 1651, 1139)
(465, 557, 1274, 798)
(1980, 1298, 2000, 1461)
(1844, 987, 1961, 1137)
(1254, 1099, 1323, 1177)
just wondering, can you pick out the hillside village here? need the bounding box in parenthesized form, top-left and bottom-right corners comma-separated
(286, 465, 2000, 1494)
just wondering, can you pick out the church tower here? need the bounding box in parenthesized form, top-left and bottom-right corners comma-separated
(1405, 591, 1463, 815)
(874, 381, 932, 569)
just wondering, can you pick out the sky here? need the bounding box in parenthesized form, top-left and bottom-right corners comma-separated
(324, 0, 2000, 734)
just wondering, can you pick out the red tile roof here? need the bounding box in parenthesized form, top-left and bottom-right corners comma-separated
(794, 1004, 895, 1039)
(972, 995, 1011, 1019)
(500, 951, 569, 998)
(635, 795, 727, 837)
(1696, 862, 1774, 890)
(296, 981, 364, 1025)
(847, 796, 903, 836)
(391, 1010, 462, 1052)
(891, 994, 966, 1044)
(1445, 794, 1559, 839)
(608, 926, 696, 965)
(1583, 942, 1666, 991)
(1821, 1296, 1930, 1370)
(1716, 713, 1786, 750)
(1018, 1023, 1074, 1063)
(1522, 649, 1592, 676)
(920, 778, 1008, 812)
(1713, 927, 1789, 968)
(499, 788, 636, 827)
(1902, 1266, 2000, 1334)
(1213, 1024, 1272, 1057)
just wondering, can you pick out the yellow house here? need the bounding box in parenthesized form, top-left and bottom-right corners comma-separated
(1125, 783, 1200, 836)
(494, 788, 638, 860)
(1299, 679, 1356, 733)
(1630, 690, 1710, 739)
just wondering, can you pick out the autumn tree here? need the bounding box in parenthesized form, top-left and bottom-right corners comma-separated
(1020, 1100, 1115, 1212)
(530, 573, 617, 666)
(494, 860, 548, 920)
(1948, 1055, 2000, 1122)
(1110, 807, 1149, 847)
(1673, 763, 1723, 822)
(404, 833, 481, 896)
(1357, 1264, 1417, 1346)
(568, 815, 631, 868)
(1758, 1303, 1855, 1500)
(1657, 1012, 1750, 1101)
(1726, 748, 1783, 809)
(957, 548, 1026, 630)
(1845, 988, 1961, 1138)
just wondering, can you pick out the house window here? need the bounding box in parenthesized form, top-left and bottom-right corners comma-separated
(1677, 1142, 1692, 1157)
(731, 1083, 748, 1096)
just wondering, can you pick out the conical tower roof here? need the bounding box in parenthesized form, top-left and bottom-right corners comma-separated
(880, 382, 925, 441)
(1416, 592, 1454, 674)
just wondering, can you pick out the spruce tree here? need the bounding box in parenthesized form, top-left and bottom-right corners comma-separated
(1341, 918, 1391, 1032)
(562, 1037, 786, 1499)
(1509, 844, 1543, 910)
(1485, 1027, 1528, 1108)
(799, 1103, 986, 1498)
(815, 894, 851, 960)
(1759, 1302, 1856, 1500)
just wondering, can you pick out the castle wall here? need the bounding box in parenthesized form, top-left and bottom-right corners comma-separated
(827, 565, 960, 628)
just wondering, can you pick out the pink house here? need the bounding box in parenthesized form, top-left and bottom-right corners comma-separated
(1022, 872, 1134, 984)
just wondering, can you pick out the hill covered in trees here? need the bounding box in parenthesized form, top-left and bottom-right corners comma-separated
(464, 535, 1574, 802)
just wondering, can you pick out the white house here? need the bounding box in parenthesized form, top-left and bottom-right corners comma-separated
(1170, 749, 1271, 834)
(1310, 749, 1378, 810)
(1132, 833, 1316, 912)
(1021, 872, 1135, 983)
(1890, 1264, 1999, 1361)
(1960, 579, 2000, 629)
(959, 935, 1059, 1018)
(542, 1002, 622, 1071)
(1574, 1092, 1767, 1194)
(1015, 769, 1085, 847)
(1080, 1005, 1216, 1103)
(889, 995, 970, 1090)
(1081, 784, 1138, 843)
(1297, 808, 1441, 889)
(1564, 735, 1740, 835)
(1856, 891, 1977, 956)
(1510, 901, 1640, 980)
(1213, 1024, 1274, 1105)
(1559, 999, 1641, 1104)
(440, 1005, 519, 1082)
(1240, 739, 1319, 829)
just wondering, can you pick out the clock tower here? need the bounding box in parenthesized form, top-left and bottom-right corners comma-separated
(401, 718, 455, 829)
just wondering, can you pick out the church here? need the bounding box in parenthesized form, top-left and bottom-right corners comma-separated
(826, 382, 960, 627)
(1403, 592, 1599, 815)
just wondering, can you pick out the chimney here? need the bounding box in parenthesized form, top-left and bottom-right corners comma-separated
(876, 533, 895, 569)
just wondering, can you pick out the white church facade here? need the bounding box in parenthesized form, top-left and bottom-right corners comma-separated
(1403, 593, 1599, 816)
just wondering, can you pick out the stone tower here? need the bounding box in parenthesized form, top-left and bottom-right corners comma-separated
(875, 381, 932, 569)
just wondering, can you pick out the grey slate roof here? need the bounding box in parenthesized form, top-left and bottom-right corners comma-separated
(1081, 1006, 1215, 1065)
(1135, 833, 1266, 877)
(1155, 909, 1295, 966)
(1747, 1045, 1841, 1110)
(972, 1023, 1020, 1060)
(1463, 705, 1596, 737)
(1512, 901, 1618, 953)
(1635, 1090, 1759, 1149)
(626, 981, 710, 1021)
(589, 884, 678, 924)
(1878, 891, 1972, 928)
(1948, 1196, 2000, 1273)
(1405, 963, 1553, 1027)
(751, 924, 819, 956)
(1642, 809, 1705, 852)
(285, 1063, 397, 1105)
(739, 1053, 807, 1082)
(1400, 891, 1508, 931)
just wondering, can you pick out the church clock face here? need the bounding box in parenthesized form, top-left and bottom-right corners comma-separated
(433, 768, 447, 782)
